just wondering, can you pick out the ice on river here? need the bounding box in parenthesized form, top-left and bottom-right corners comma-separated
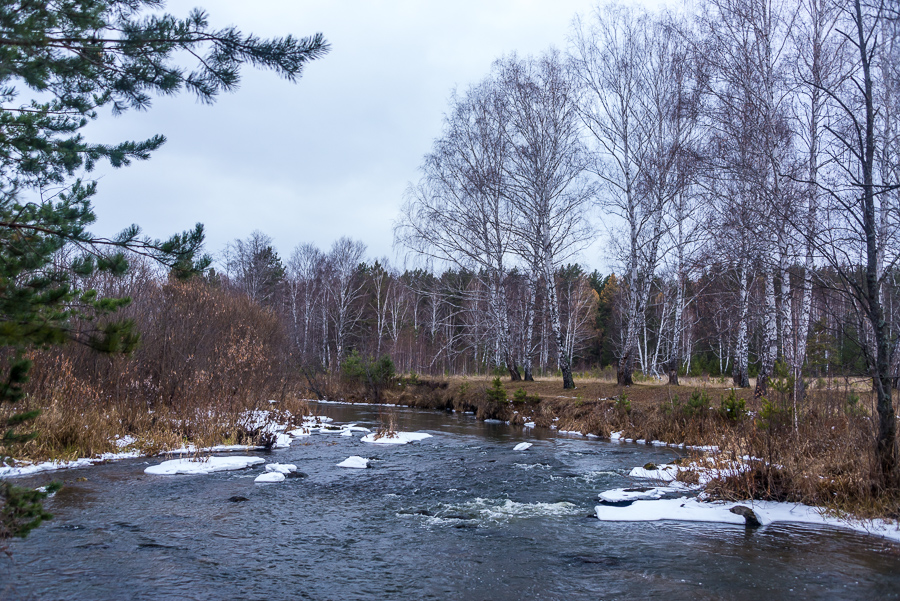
(360, 432, 432, 444)
(265, 463, 297, 474)
(598, 487, 674, 502)
(513, 442, 533, 451)
(254, 472, 285, 483)
(144, 456, 264, 475)
(337, 456, 370, 468)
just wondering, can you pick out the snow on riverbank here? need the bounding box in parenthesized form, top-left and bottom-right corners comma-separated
(145, 456, 264, 475)
(595, 495, 900, 542)
(0, 411, 341, 479)
(360, 431, 432, 444)
(0, 450, 143, 478)
(596, 459, 900, 542)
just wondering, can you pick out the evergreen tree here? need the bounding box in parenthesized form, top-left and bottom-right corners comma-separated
(0, 0, 328, 545)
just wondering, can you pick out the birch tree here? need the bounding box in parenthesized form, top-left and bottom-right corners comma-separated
(287, 242, 324, 360)
(499, 51, 594, 389)
(396, 78, 522, 379)
(324, 237, 366, 364)
(571, 4, 671, 386)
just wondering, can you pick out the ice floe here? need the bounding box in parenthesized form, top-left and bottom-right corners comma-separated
(265, 463, 297, 474)
(598, 487, 674, 502)
(513, 442, 533, 451)
(254, 472, 285, 483)
(337, 456, 370, 468)
(145, 456, 264, 475)
(360, 431, 432, 445)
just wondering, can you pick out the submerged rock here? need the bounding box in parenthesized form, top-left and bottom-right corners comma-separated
(228, 496, 249, 503)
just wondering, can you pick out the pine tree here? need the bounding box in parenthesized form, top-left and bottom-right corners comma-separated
(0, 0, 328, 545)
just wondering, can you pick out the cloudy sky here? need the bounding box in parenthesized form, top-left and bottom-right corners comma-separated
(85, 0, 657, 270)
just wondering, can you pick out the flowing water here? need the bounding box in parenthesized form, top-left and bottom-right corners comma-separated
(2, 404, 898, 600)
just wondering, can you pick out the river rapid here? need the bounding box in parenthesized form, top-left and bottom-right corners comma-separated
(2, 404, 898, 600)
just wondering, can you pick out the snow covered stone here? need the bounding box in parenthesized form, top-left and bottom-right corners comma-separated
(265, 463, 297, 474)
(513, 442, 533, 451)
(360, 432, 432, 445)
(144, 456, 264, 475)
(598, 487, 668, 502)
(255, 472, 285, 483)
(337, 456, 369, 468)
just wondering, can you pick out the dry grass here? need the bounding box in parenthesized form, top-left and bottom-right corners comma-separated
(3, 280, 310, 463)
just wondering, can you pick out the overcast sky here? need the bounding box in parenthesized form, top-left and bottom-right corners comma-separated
(85, 1, 659, 271)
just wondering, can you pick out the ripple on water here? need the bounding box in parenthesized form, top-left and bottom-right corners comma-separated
(400, 497, 584, 529)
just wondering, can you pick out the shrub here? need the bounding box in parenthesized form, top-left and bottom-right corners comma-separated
(683, 390, 710, 417)
(486, 377, 507, 403)
(511, 388, 541, 405)
(757, 397, 782, 430)
(341, 351, 395, 400)
(719, 389, 746, 421)
(614, 393, 631, 413)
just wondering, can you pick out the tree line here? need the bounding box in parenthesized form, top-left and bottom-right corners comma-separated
(392, 0, 900, 480)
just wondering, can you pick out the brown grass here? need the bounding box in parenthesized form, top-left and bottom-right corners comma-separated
(3, 280, 309, 463)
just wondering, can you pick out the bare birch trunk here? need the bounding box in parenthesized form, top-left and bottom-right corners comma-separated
(733, 266, 751, 388)
(545, 265, 575, 389)
(755, 267, 778, 396)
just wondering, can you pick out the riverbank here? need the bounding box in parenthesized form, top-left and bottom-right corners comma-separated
(327, 374, 900, 521)
(2, 372, 897, 522)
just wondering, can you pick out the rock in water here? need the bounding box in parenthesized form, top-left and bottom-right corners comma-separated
(337, 456, 369, 469)
(514, 442, 533, 451)
(729, 505, 762, 528)
(228, 496, 249, 503)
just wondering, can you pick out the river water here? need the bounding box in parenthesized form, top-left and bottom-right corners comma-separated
(2, 404, 898, 600)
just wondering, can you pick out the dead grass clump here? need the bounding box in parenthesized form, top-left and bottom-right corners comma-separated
(703, 404, 900, 519)
(6, 280, 307, 463)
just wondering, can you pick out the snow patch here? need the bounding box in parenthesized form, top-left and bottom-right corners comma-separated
(337, 456, 370, 469)
(265, 463, 297, 474)
(145, 456, 264, 475)
(594, 497, 900, 542)
(113, 435, 136, 448)
(598, 487, 672, 502)
(360, 432, 432, 445)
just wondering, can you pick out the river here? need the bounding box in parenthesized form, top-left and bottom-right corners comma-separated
(3, 404, 898, 600)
